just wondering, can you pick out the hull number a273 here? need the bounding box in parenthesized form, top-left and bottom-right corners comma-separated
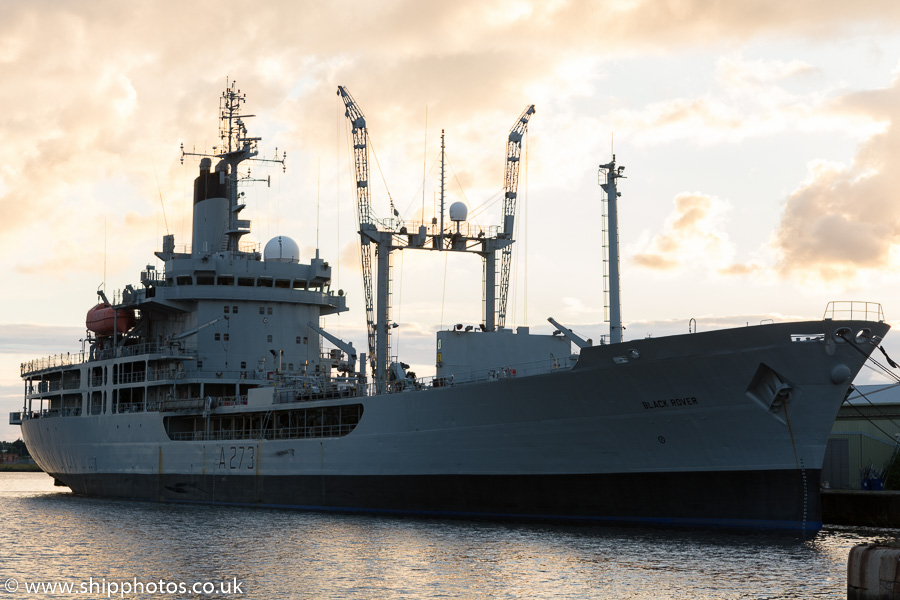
(219, 445, 255, 470)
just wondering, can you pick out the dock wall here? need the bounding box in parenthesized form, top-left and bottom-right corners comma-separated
(822, 490, 900, 528)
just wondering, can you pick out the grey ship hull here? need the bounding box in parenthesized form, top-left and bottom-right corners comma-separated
(21, 318, 884, 531)
(48, 470, 812, 529)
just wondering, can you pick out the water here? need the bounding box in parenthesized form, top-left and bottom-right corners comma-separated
(1, 473, 896, 599)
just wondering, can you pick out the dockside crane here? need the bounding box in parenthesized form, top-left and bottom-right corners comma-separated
(496, 104, 535, 330)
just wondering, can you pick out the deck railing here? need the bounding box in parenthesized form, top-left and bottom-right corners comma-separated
(97, 342, 196, 361)
(17, 354, 580, 421)
(156, 395, 249, 413)
(24, 408, 82, 419)
(21, 343, 199, 377)
(25, 366, 263, 394)
(21, 352, 85, 377)
(823, 301, 885, 323)
(169, 423, 357, 441)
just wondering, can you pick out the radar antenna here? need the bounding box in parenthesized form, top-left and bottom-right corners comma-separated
(179, 79, 286, 253)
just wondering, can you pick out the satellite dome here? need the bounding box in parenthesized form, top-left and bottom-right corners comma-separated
(449, 201, 468, 222)
(264, 236, 300, 263)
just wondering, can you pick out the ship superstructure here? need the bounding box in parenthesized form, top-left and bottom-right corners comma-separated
(12, 83, 892, 531)
(17, 81, 354, 429)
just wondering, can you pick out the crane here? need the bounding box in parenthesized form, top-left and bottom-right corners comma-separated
(307, 321, 358, 373)
(337, 86, 378, 382)
(547, 317, 592, 349)
(338, 85, 534, 392)
(496, 104, 536, 330)
(337, 86, 398, 392)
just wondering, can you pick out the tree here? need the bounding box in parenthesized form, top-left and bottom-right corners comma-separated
(9, 439, 27, 457)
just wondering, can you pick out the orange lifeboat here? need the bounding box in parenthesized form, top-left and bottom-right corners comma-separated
(85, 303, 135, 336)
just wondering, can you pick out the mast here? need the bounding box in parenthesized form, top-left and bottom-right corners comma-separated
(439, 130, 445, 249)
(181, 79, 285, 256)
(599, 156, 625, 344)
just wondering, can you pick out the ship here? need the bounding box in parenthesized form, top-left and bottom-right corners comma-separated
(11, 82, 891, 531)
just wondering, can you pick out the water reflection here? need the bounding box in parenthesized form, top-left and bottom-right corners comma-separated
(2, 472, 898, 599)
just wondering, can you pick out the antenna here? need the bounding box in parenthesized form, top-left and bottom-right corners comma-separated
(317, 157, 321, 254)
(153, 160, 170, 235)
(422, 106, 428, 222)
(180, 80, 286, 254)
(439, 129, 445, 247)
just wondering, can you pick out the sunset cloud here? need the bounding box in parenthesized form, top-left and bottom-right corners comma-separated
(608, 54, 883, 146)
(632, 192, 735, 273)
(3, 0, 898, 242)
(773, 76, 900, 281)
(716, 56, 821, 91)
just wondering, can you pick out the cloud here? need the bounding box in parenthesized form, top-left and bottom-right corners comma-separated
(605, 0, 900, 43)
(0, 0, 894, 259)
(608, 54, 883, 146)
(718, 263, 760, 276)
(716, 56, 820, 92)
(3, 0, 899, 243)
(631, 192, 736, 272)
(773, 76, 900, 281)
(0, 324, 85, 354)
(339, 242, 362, 274)
(633, 253, 679, 270)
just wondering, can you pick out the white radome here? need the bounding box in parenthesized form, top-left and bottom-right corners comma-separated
(264, 235, 300, 263)
(449, 201, 468, 222)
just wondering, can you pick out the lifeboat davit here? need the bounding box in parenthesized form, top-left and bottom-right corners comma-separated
(85, 303, 135, 336)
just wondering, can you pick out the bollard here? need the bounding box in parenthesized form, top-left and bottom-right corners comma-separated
(848, 543, 900, 599)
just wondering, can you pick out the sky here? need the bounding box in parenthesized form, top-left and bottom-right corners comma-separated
(4, 0, 900, 440)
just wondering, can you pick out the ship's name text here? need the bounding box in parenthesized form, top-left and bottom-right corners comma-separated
(642, 397, 698, 410)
